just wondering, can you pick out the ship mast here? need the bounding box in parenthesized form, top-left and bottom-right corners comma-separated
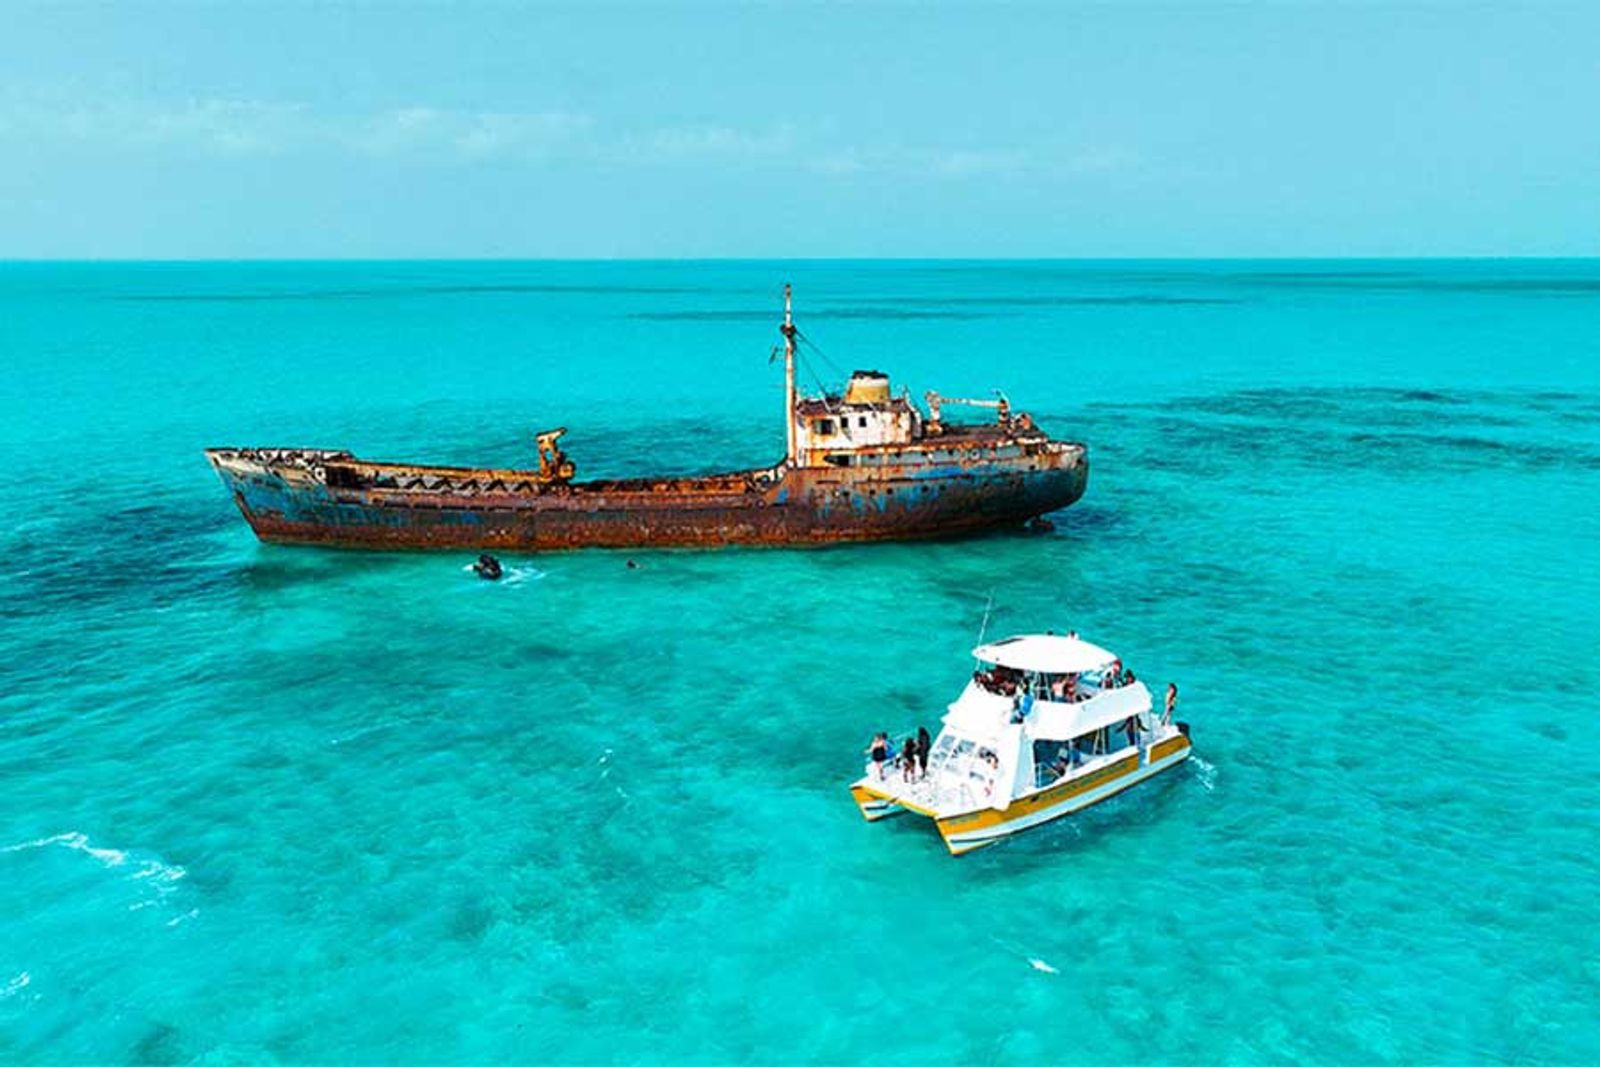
(782, 283, 798, 465)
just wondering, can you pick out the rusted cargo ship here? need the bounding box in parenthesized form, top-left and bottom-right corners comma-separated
(205, 287, 1088, 550)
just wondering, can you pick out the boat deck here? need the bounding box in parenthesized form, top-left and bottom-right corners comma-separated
(857, 743, 1142, 818)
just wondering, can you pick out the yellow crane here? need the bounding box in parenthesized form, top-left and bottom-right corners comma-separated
(923, 391, 1011, 436)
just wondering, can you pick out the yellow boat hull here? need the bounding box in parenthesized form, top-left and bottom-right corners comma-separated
(851, 734, 1192, 855)
(937, 735, 1192, 855)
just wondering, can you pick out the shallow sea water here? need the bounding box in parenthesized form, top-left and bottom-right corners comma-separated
(2, 260, 1598, 1063)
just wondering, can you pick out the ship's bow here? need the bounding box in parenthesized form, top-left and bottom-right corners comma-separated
(205, 447, 349, 543)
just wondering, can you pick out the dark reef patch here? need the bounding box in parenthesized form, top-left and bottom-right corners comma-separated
(850, 294, 1240, 308)
(115, 283, 707, 303)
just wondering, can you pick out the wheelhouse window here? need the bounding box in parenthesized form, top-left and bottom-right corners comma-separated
(824, 454, 852, 467)
(814, 418, 836, 435)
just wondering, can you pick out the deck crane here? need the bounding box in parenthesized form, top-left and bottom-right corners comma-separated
(923, 390, 1011, 436)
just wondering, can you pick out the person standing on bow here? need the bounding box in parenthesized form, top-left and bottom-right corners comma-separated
(866, 732, 890, 780)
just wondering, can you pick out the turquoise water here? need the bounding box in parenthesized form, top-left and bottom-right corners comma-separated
(3, 260, 1598, 1063)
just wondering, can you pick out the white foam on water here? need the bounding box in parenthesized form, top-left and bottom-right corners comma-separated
(0, 832, 73, 854)
(989, 935, 1059, 976)
(1, 972, 30, 1000)
(461, 563, 546, 586)
(500, 565, 545, 586)
(1192, 756, 1218, 793)
(0, 831, 185, 901)
(330, 719, 399, 746)
(132, 860, 186, 888)
(166, 908, 199, 928)
(1, 831, 125, 867)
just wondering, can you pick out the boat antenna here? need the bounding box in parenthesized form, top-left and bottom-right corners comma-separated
(782, 283, 798, 466)
(976, 591, 995, 647)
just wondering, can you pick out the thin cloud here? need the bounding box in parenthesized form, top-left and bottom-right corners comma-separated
(0, 96, 1135, 178)
(627, 122, 800, 163)
(349, 107, 594, 159)
(0, 98, 308, 157)
(810, 145, 1137, 179)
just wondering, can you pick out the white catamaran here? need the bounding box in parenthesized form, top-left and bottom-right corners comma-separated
(850, 633, 1192, 855)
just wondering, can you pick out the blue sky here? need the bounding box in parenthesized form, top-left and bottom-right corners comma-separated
(3, 3, 1598, 258)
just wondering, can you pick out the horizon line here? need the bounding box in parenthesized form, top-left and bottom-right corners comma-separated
(4, 254, 1600, 265)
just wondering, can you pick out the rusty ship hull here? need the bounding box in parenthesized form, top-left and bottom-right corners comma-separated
(205, 433, 1088, 551)
(206, 286, 1089, 552)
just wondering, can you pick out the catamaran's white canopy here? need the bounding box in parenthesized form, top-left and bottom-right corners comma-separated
(972, 634, 1116, 675)
(1027, 683, 1153, 741)
(945, 681, 1154, 743)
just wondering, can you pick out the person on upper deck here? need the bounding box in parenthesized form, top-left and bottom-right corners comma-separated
(916, 726, 931, 777)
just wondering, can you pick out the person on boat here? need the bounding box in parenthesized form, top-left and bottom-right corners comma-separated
(901, 736, 919, 783)
(916, 726, 931, 778)
(1122, 715, 1140, 749)
(1065, 673, 1079, 702)
(1107, 659, 1123, 688)
(866, 732, 890, 780)
(1165, 683, 1178, 724)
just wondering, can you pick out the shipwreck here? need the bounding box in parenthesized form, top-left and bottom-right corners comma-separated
(205, 286, 1089, 550)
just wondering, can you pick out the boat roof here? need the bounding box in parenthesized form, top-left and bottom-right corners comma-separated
(972, 634, 1116, 674)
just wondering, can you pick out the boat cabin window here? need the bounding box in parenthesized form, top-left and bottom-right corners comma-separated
(858, 416, 868, 427)
(1031, 718, 1149, 787)
(824, 454, 852, 467)
(814, 418, 836, 435)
